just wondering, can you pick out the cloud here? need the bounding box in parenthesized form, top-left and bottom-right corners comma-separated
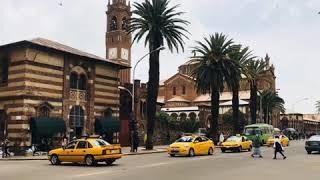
(0, 0, 319, 113)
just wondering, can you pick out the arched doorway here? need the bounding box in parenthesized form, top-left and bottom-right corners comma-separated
(179, 113, 187, 121)
(188, 112, 197, 121)
(0, 110, 7, 141)
(69, 106, 85, 138)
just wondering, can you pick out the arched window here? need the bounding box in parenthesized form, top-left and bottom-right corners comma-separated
(39, 106, 50, 117)
(122, 17, 128, 30)
(0, 58, 9, 84)
(110, 16, 118, 31)
(69, 106, 85, 138)
(70, 106, 85, 127)
(78, 74, 87, 90)
(182, 86, 186, 95)
(173, 87, 176, 95)
(70, 72, 87, 90)
(70, 72, 78, 89)
(103, 108, 113, 118)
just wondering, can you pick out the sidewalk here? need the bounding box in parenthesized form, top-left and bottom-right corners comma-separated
(0, 145, 168, 161)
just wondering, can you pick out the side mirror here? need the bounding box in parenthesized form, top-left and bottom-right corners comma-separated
(62, 146, 66, 150)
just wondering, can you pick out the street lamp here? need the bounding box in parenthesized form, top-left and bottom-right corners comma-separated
(292, 98, 309, 113)
(132, 46, 165, 113)
(118, 46, 165, 151)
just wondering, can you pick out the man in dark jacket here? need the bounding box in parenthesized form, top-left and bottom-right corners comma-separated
(273, 136, 286, 159)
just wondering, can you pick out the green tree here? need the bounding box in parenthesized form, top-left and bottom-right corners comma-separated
(128, 0, 189, 149)
(243, 59, 267, 124)
(192, 33, 235, 138)
(261, 90, 285, 124)
(226, 45, 254, 134)
(222, 109, 247, 130)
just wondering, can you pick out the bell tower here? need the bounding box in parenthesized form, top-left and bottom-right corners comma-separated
(106, 0, 132, 84)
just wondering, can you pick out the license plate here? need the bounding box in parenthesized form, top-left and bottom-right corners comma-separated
(111, 149, 120, 154)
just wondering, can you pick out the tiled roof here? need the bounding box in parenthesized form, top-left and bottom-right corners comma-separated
(193, 91, 251, 102)
(167, 96, 191, 102)
(0, 37, 129, 68)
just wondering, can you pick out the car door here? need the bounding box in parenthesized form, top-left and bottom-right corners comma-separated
(59, 141, 77, 162)
(193, 137, 203, 155)
(73, 141, 88, 162)
(242, 137, 249, 149)
(201, 137, 210, 154)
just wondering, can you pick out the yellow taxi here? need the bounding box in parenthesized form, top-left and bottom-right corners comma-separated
(221, 135, 253, 153)
(167, 135, 215, 157)
(48, 136, 122, 166)
(267, 135, 289, 147)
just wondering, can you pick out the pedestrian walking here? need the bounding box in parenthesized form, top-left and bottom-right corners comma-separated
(61, 135, 68, 147)
(251, 133, 263, 158)
(273, 135, 286, 160)
(133, 131, 139, 152)
(2, 138, 10, 157)
(219, 132, 225, 146)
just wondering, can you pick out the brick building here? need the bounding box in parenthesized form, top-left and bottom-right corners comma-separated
(0, 38, 128, 151)
(157, 55, 279, 132)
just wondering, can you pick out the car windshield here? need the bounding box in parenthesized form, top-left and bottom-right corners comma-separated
(93, 139, 110, 147)
(176, 136, 194, 142)
(308, 135, 320, 141)
(245, 127, 260, 136)
(226, 136, 241, 142)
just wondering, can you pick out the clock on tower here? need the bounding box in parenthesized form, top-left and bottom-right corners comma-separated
(106, 0, 132, 84)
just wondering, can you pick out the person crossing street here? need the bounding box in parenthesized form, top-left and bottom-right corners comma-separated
(273, 135, 287, 160)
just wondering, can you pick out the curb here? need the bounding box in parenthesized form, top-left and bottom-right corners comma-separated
(0, 150, 168, 161)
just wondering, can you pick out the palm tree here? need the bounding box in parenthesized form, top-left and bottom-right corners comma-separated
(192, 33, 235, 139)
(226, 45, 254, 133)
(315, 101, 320, 114)
(261, 90, 285, 124)
(243, 59, 267, 124)
(128, 0, 189, 149)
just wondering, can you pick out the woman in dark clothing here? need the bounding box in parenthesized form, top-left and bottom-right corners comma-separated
(273, 136, 287, 159)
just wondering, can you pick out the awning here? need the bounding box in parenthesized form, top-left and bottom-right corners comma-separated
(30, 117, 66, 137)
(95, 117, 120, 133)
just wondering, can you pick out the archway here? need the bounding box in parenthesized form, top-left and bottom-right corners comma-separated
(170, 113, 178, 120)
(0, 110, 7, 141)
(179, 113, 187, 121)
(188, 112, 197, 121)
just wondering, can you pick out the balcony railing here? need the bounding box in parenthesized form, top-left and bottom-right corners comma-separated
(70, 89, 87, 102)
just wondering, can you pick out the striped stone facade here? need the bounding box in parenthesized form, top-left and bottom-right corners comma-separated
(0, 38, 127, 148)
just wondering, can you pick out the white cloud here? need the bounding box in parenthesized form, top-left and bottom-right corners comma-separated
(0, 0, 319, 113)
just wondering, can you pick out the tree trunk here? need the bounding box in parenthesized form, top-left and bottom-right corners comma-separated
(232, 88, 240, 134)
(263, 108, 268, 124)
(250, 82, 257, 124)
(210, 89, 220, 141)
(145, 45, 160, 150)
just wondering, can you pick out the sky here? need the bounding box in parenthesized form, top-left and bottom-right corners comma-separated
(0, 0, 320, 114)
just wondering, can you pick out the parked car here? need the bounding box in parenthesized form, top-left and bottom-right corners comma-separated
(48, 136, 122, 166)
(305, 135, 320, 154)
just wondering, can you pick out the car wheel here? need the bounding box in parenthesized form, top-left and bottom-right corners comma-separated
(189, 148, 195, 157)
(249, 146, 252, 152)
(221, 148, 226, 153)
(170, 154, 175, 157)
(307, 151, 312, 154)
(287, 142, 289, 146)
(238, 146, 242, 152)
(208, 148, 214, 155)
(85, 155, 95, 166)
(105, 159, 115, 166)
(50, 155, 60, 165)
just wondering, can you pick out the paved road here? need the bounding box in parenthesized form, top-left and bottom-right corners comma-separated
(0, 141, 319, 180)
